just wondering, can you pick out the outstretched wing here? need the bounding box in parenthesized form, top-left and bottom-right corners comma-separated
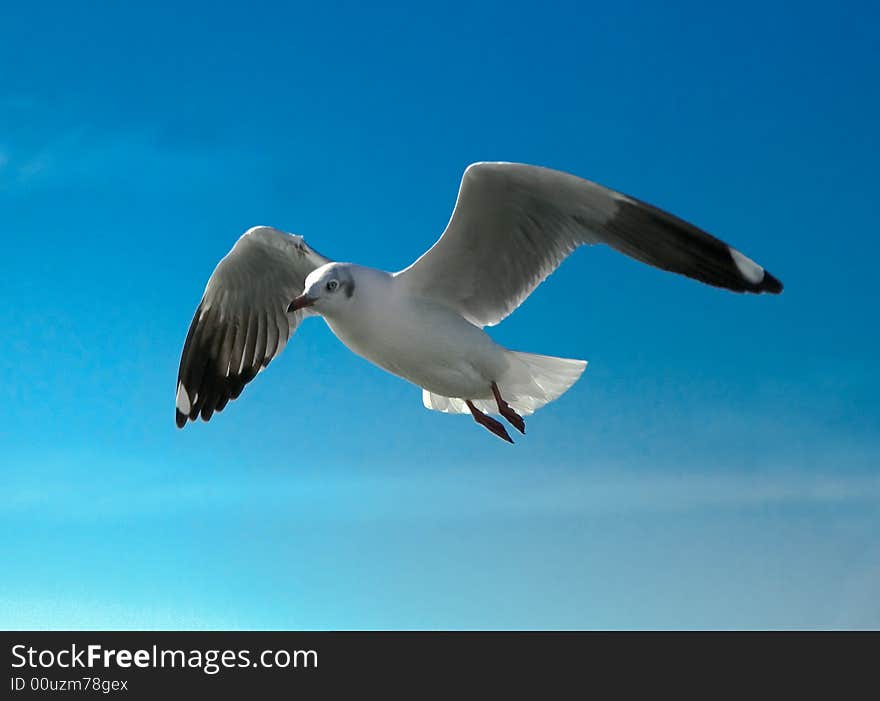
(396, 162, 782, 327)
(175, 226, 330, 427)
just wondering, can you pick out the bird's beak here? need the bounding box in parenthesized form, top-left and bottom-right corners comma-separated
(288, 294, 317, 312)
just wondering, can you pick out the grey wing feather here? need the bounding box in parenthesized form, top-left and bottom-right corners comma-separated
(397, 162, 782, 327)
(175, 226, 330, 427)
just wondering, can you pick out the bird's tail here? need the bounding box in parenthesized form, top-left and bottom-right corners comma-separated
(422, 351, 587, 416)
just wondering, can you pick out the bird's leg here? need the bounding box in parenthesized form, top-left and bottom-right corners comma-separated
(466, 400, 513, 443)
(491, 382, 525, 434)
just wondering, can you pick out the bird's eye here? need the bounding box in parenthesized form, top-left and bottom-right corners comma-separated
(326, 279, 339, 292)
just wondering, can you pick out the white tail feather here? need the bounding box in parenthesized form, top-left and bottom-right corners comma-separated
(422, 351, 587, 416)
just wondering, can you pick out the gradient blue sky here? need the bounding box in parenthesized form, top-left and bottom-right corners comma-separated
(2, 1, 878, 629)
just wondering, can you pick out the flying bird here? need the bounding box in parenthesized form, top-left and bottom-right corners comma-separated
(175, 162, 782, 442)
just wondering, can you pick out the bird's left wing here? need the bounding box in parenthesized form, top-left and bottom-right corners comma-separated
(175, 226, 330, 427)
(396, 162, 782, 327)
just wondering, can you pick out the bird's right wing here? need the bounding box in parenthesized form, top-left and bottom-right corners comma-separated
(396, 162, 783, 327)
(175, 226, 331, 427)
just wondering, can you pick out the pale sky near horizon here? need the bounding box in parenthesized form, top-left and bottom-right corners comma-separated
(2, 1, 878, 629)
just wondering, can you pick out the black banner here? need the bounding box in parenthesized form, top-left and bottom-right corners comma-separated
(2, 631, 874, 697)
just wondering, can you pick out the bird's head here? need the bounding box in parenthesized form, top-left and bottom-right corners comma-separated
(289, 263, 356, 315)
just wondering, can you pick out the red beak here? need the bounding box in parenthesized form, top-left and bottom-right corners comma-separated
(288, 294, 316, 312)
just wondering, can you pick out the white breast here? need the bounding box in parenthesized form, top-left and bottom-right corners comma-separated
(322, 268, 506, 398)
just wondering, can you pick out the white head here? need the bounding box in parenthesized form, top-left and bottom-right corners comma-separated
(288, 262, 357, 316)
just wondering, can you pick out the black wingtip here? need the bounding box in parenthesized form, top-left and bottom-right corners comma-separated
(761, 270, 784, 294)
(176, 410, 188, 429)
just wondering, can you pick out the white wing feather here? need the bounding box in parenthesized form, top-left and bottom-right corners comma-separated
(175, 226, 330, 426)
(397, 162, 782, 327)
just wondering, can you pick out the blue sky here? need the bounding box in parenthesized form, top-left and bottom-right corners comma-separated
(1, 0, 878, 629)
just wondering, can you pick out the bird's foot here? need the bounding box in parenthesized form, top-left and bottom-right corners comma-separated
(466, 400, 513, 443)
(491, 382, 525, 434)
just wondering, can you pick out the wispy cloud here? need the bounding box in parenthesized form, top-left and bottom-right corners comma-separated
(0, 96, 260, 194)
(0, 595, 238, 631)
(3, 452, 879, 523)
(0, 127, 223, 191)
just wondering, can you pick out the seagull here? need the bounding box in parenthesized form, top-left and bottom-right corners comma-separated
(176, 162, 782, 442)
